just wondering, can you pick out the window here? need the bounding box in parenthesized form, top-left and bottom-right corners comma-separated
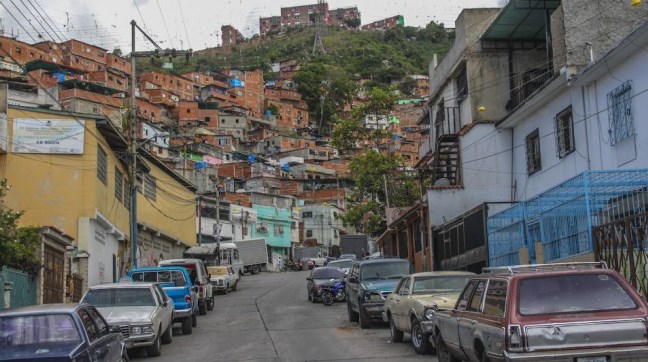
(483, 280, 507, 317)
(525, 129, 541, 175)
(457, 281, 477, 311)
(468, 280, 486, 312)
(92, 106, 101, 114)
(607, 80, 634, 145)
(87, 307, 108, 336)
(306, 230, 313, 238)
(97, 146, 107, 185)
(115, 168, 123, 203)
(15, 47, 21, 53)
(555, 106, 574, 158)
(78, 309, 99, 342)
(302, 211, 313, 218)
(144, 175, 157, 201)
(456, 66, 468, 102)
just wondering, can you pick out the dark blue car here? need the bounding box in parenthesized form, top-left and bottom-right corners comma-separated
(0, 303, 128, 361)
(127, 266, 198, 335)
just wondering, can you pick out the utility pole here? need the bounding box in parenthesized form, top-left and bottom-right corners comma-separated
(128, 20, 193, 269)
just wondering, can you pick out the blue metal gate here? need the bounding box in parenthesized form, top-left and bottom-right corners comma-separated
(0, 266, 37, 309)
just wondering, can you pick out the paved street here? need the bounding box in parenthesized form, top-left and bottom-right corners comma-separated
(132, 270, 436, 362)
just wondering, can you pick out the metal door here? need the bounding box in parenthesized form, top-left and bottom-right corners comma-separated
(43, 245, 65, 303)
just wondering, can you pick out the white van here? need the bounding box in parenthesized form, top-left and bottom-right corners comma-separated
(158, 258, 214, 315)
(219, 242, 244, 276)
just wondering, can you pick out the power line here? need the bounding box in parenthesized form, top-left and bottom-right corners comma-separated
(132, 0, 151, 35)
(177, 0, 192, 50)
(8, 0, 44, 40)
(29, 0, 67, 41)
(22, 0, 63, 42)
(155, 0, 175, 49)
(0, 2, 38, 42)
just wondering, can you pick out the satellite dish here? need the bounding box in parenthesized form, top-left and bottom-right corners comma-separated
(433, 178, 451, 187)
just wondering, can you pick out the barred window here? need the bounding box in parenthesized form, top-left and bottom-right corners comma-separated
(306, 230, 313, 238)
(525, 129, 541, 175)
(144, 175, 157, 201)
(555, 106, 574, 158)
(456, 66, 468, 102)
(607, 80, 634, 145)
(97, 146, 107, 185)
(115, 168, 123, 203)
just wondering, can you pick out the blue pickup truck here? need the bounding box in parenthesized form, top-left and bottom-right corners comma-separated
(128, 266, 198, 335)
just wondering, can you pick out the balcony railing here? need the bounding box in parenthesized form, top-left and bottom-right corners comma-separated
(434, 107, 460, 140)
(507, 68, 554, 110)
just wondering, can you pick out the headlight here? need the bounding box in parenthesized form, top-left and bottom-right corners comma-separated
(131, 324, 153, 335)
(423, 306, 437, 321)
(363, 291, 383, 302)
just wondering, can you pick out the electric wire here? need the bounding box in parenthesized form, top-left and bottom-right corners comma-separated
(8, 0, 44, 40)
(177, 0, 192, 50)
(29, 0, 67, 42)
(0, 2, 38, 42)
(17, 0, 57, 42)
(155, 0, 175, 49)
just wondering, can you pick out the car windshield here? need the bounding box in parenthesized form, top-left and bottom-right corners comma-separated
(0, 314, 81, 346)
(412, 275, 471, 295)
(518, 273, 638, 315)
(207, 267, 228, 276)
(82, 287, 156, 307)
(361, 261, 410, 280)
(131, 270, 187, 286)
(312, 268, 345, 279)
(327, 259, 353, 269)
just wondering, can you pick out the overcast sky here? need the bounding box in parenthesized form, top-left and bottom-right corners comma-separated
(1, 0, 502, 52)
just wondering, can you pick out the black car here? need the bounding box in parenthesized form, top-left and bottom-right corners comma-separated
(346, 258, 412, 328)
(306, 266, 346, 303)
(0, 303, 128, 362)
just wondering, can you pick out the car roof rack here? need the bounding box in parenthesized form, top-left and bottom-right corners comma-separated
(482, 261, 608, 275)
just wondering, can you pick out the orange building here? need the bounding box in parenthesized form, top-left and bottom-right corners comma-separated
(139, 71, 194, 101)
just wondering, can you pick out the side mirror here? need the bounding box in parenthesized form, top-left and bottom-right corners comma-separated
(348, 276, 358, 283)
(306, 278, 313, 281)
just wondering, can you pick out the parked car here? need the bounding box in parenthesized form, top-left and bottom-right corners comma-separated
(208, 265, 239, 294)
(128, 267, 198, 335)
(383, 271, 474, 354)
(158, 258, 214, 315)
(339, 254, 357, 261)
(426, 262, 648, 362)
(346, 258, 412, 328)
(306, 266, 346, 303)
(0, 303, 128, 361)
(81, 282, 173, 357)
(326, 258, 354, 274)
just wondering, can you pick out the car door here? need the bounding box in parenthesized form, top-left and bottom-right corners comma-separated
(441, 280, 477, 360)
(346, 263, 360, 310)
(389, 277, 410, 330)
(79, 307, 118, 362)
(153, 284, 173, 332)
(458, 279, 487, 361)
(480, 279, 508, 361)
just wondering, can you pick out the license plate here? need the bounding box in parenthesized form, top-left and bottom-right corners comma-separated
(576, 357, 607, 362)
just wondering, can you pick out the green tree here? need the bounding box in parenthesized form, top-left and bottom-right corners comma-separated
(331, 118, 364, 153)
(0, 179, 41, 276)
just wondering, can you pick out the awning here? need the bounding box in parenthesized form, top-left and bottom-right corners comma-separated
(481, 0, 560, 42)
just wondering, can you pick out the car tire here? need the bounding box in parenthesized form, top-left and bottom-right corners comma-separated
(161, 323, 173, 344)
(232, 282, 238, 291)
(181, 316, 193, 335)
(192, 313, 197, 327)
(358, 303, 371, 329)
(411, 319, 431, 354)
(146, 333, 162, 357)
(224, 284, 229, 295)
(389, 314, 403, 343)
(118, 349, 129, 362)
(347, 301, 359, 322)
(480, 349, 490, 362)
(436, 334, 460, 362)
(207, 297, 214, 311)
(198, 300, 207, 315)
(251, 265, 260, 274)
(308, 289, 313, 301)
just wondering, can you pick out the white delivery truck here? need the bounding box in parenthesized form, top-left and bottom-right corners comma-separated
(218, 242, 244, 276)
(233, 238, 268, 275)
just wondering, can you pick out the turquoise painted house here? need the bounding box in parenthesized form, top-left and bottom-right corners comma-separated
(251, 204, 293, 257)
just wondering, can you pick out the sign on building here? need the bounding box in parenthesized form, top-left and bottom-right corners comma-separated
(12, 118, 85, 154)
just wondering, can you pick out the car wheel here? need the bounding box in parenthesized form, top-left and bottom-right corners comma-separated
(251, 265, 260, 274)
(411, 319, 431, 354)
(358, 303, 371, 329)
(224, 284, 229, 295)
(480, 348, 490, 362)
(198, 300, 207, 315)
(389, 314, 404, 343)
(232, 281, 238, 291)
(161, 323, 173, 344)
(118, 349, 129, 362)
(207, 297, 215, 311)
(308, 289, 313, 301)
(192, 313, 198, 327)
(436, 334, 460, 362)
(181, 316, 193, 335)
(146, 333, 162, 357)
(347, 301, 359, 322)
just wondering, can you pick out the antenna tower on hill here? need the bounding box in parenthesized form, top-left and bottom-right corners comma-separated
(312, 0, 326, 56)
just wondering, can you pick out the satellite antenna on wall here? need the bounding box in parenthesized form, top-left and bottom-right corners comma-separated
(433, 177, 451, 187)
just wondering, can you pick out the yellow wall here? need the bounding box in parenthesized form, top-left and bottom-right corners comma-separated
(0, 107, 130, 242)
(136, 158, 196, 245)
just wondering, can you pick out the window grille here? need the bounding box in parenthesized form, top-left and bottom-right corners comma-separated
(144, 175, 157, 201)
(456, 66, 468, 102)
(115, 168, 123, 203)
(555, 106, 574, 158)
(525, 129, 541, 175)
(306, 230, 313, 238)
(97, 146, 107, 185)
(607, 80, 634, 145)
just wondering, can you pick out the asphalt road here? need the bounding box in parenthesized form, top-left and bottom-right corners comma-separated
(132, 269, 437, 362)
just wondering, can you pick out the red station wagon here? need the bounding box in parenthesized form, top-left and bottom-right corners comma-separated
(425, 262, 648, 362)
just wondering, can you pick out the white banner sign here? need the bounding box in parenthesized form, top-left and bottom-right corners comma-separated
(12, 118, 85, 154)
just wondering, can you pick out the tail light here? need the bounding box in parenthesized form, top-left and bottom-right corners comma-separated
(506, 325, 524, 352)
(184, 295, 191, 304)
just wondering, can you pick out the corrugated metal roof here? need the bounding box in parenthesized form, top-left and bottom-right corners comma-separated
(482, 0, 560, 41)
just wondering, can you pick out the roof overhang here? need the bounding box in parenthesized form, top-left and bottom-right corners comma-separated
(481, 0, 560, 43)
